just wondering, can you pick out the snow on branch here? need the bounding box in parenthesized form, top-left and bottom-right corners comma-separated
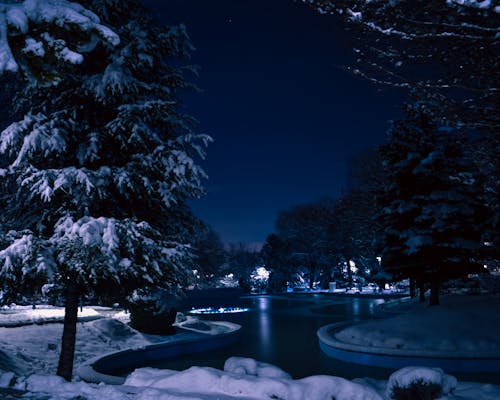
(0, 232, 56, 280)
(447, 0, 500, 13)
(303, 0, 500, 39)
(21, 166, 98, 202)
(53, 216, 118, 251)
(52, 216, 192, 285)
(0, 0, 120, 75)
(0, 12, 17, 72)
(0, 112, 68, 167)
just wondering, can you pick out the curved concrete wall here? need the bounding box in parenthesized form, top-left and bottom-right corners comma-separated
(78, 326, 241, 384)
(318, 322, 500, 373)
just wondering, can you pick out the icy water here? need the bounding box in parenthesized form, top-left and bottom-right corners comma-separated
(143, 294, 500, 384)
(150, 294, 395, 379)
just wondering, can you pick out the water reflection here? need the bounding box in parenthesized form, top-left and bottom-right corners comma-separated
(258, 296, 269, 311)
(369, 299, 385, 316)
(149, 295, 404, 380)
(257, 297, 272, 355)
(352, 298, 360, 316)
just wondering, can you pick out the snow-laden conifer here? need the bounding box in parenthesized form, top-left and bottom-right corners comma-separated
(378, 101, 490, 305)
(0, 0, 209, 380)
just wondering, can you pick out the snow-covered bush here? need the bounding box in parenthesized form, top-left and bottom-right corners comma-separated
(128, 289, 180, 335)
(385, 367, 457, 400)
(216, 273, 239, 288)
(249, 266, 269, 292)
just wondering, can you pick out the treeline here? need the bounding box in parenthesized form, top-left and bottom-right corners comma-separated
(260, 0, 500, 305)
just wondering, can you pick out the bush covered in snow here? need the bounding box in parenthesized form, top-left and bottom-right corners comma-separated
(128, 290, 180, 335)
(385, 367, 457, 400)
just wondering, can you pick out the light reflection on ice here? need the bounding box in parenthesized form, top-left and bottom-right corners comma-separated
(352, 298, 360, 316)
(257, 297, 271, 354)
(258, 296, 269, 311)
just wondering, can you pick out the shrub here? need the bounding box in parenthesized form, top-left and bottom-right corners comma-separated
(391, 380, 442, 400)
(128, 290, 180, 335)
(386, 367, 457, 400)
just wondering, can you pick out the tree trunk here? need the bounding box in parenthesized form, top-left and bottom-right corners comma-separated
(409, 276, 416, 298)
(429, 272, 440, 306)
(418, 276, 425, 303)
(346, 257, 353, 287)
(57, 282, 79, 381)
(309, 259, 316, 289)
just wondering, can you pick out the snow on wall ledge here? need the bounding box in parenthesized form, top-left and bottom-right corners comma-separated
(317, 322, 500, 373)
(77, 322, 242, 385)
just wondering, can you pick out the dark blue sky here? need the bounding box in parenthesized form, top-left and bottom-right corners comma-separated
(145, 0, 403, 245)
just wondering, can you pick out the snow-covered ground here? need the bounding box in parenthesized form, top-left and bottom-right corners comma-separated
(335, 294, 500, 356)
(0, 301, 499, 399)
(0, 304, 101, 327)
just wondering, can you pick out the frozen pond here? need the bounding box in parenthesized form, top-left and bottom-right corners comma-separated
(115, 294, 500, 384)
(149, 294, 395, 379)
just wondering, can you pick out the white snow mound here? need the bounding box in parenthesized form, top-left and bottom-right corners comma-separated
(385, 366, 457, 399)
(224, 356, 292, 379)
(125, 363, 383, 400)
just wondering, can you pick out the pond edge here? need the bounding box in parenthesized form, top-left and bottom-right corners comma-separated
(77, 322, 242, 385)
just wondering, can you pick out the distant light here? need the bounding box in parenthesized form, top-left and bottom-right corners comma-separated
(251, 266, 270, 281)
(189, 307, 249, 315)
(484, 265, 488, 269)
(349, 260, 358, 273)
(376, 256, 381, 264)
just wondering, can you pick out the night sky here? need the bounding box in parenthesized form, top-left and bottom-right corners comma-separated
(144, 0, 404, 246)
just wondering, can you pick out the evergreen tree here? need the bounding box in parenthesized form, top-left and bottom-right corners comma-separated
(0, 0, 209, 380)
(378, 101, 490, 305)
(276, 199, 336, 289)
(304, 1, 499, 254)
(224, 243, 260, 290)
(330, 190, 380, 287)
(261, 233, 290, 292)
(192, 223, 226, 284)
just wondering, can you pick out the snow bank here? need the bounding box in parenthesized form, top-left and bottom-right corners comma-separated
(90, 318, 137, 341)
(0, 306, 100, 327)
(2, 367, 499, 400)
(125, 362, 383, 400)
(17, 374, 135, 400)
(223, 356, 291, 379)
(0, 349, 25, 375)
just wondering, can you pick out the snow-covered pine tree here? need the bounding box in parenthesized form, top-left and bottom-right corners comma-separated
(0, 0, 210, 380)
(304, 0, 500, 262)
(378, 101, 490, 306)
